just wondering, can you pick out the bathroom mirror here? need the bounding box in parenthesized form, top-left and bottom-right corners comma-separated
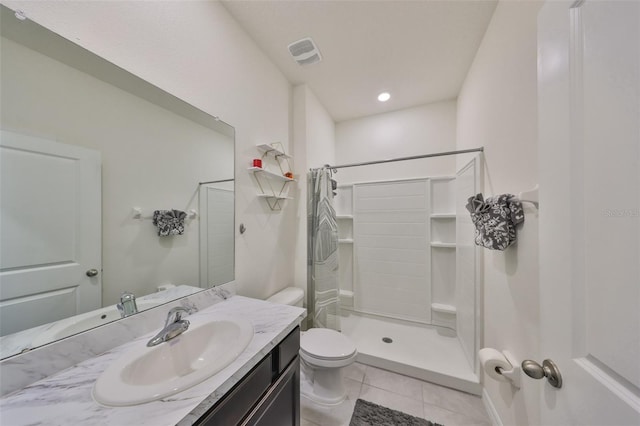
(0, 5, 235, 359)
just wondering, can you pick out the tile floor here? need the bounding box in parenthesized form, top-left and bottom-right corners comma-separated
(300, 363, 491, 426)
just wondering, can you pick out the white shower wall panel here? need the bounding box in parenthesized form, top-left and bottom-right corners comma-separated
(353, 180, 431, 323)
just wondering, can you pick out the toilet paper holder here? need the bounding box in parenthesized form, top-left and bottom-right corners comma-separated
(495, 351, 521, 389)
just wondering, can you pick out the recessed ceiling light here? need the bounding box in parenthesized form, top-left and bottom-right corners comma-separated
(378, 92, 391, 102)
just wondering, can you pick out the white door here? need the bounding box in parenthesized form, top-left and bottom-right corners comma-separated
(538, 1, 640, 424)
(0, 131, 101, 336)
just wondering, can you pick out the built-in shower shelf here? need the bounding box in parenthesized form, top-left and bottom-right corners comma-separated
(431, 242, 456, 248)
(339, 290, 354, 307)
(339, 239, 354, 244)
(431, 213, 456, 219)
(431, 303, 457, 315)
(337, 215, 353, 219)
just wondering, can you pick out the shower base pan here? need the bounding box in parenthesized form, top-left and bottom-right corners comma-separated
(339, 310, 481, 395)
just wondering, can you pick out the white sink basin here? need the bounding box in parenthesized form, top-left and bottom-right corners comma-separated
(92, 313, 254, 406)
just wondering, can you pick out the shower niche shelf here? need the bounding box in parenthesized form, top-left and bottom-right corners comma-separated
(430, 213, 456, 219)
(429, 177, 457, 330)
(336, 185, 354, 308)
(249, 143, 294, 211)
(431, 303, 457, 315)
(431, 242, 456, 248)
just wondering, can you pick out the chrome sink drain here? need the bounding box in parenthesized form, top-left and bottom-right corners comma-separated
(382, 337, 393, 343)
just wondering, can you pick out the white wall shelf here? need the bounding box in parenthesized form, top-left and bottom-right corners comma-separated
(256, 194, 293, 200)
(337, 215, 353, 219)
(338, 239, 354, 244)
(248, 167, 295, 182)
(256, 143, 292, 159)
(431, 213, 456, 219)
(250, 143, 294, 211)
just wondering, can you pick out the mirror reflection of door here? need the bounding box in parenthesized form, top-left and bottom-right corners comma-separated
(0, 131, 101, 336)
(199, 183, 234, 288)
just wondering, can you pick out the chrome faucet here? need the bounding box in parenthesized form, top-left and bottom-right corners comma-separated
(117, 292, 138, 318)
(147, 307, 190, 347)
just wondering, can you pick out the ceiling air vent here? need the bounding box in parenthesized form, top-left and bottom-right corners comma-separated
(288, 37, 322, 66)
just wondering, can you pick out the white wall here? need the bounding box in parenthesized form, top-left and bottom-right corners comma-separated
(335, 101, 457, 184)
(456, 1, 543, 425)
(1, 37, 233, 306)
(292, 85, 336, 302)
(2, 1, 295, 300)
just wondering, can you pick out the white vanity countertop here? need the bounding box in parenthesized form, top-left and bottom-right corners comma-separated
(0, 296, 306, 426)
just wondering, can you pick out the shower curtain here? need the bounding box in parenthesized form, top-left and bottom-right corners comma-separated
(307, 168, 340, 331)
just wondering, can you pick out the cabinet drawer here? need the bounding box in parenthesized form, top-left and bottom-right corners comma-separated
(275, 327, 300, 374)
(196, 353, 272, 426)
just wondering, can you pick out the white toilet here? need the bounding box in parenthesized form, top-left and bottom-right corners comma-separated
(267, 287, 358, 405)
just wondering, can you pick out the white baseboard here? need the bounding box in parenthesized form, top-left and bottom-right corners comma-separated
(482, 388, 503, 426)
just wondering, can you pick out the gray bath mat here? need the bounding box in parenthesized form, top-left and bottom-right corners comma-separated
(349, 398, 444, 426)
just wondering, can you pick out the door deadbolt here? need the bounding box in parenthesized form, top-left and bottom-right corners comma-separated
(522, 359, 562, 388)
(86, 269, 99, 277)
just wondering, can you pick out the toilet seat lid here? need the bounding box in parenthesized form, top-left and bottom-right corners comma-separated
(300, 328, 356, 360)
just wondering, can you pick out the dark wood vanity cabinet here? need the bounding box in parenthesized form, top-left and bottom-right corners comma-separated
(195, 327, 300, 426)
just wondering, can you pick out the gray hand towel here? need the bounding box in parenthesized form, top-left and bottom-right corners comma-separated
(466, 193, 524, 250)
(152, 209, 187, 236)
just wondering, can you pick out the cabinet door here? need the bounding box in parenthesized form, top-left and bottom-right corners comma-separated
(196, 354, 273, 426)
(244, 357, 300, 426)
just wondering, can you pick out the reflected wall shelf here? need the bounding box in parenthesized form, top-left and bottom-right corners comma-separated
(250, 143, 294, 211)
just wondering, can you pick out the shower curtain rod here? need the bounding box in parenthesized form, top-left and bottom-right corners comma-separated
(311, 147, 483, 171)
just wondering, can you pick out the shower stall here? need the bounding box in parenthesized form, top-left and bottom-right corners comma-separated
(316, 150, 483, 395)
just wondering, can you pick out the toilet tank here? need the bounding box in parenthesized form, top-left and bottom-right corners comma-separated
(266, 287, 304, 307)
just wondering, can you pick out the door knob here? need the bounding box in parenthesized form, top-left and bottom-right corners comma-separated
(86, 269, 99, 277)
(522, 359, 562, 388)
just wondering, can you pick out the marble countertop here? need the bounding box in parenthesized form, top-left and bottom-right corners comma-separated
(0, 295, 306, 426)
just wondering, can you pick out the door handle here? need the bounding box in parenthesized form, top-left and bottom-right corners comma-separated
(86, 269, 99, 277)
(522, 359, 562, 388)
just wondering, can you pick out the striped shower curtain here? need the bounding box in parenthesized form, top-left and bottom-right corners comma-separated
(307, 168, 340, 331)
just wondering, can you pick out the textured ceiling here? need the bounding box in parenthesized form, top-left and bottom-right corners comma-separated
(222, 0, 497, 122)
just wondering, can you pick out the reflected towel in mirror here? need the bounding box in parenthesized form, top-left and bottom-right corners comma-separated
(152, 209, 187, 236)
